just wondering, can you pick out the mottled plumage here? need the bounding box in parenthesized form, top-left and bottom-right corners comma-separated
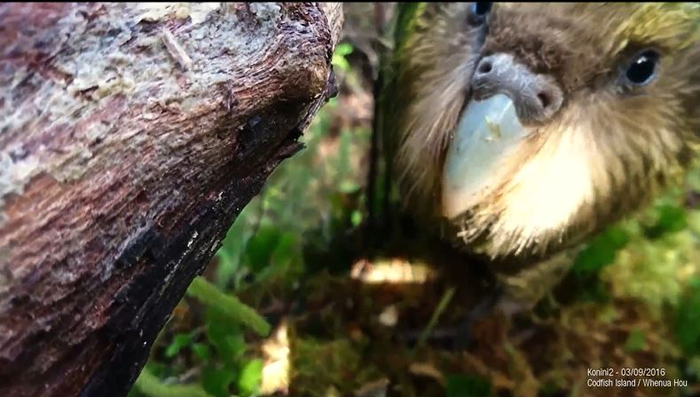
(382, 3, 699, 303)
(385, 2, 699, 260)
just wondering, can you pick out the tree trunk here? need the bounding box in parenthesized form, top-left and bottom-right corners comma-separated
(0, 3, 343, 396)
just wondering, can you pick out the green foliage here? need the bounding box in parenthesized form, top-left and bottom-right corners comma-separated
(600, 188, 698, 311)
(645, 204, 688, 238)
(568, 225, 630, 303)
(206, 308, 247, 365)
(166, 333, 194, 358)
(292, 337, 382, 395)
(572, 226, 629, 277)
(332, 43, 353, 73)
(624, 328, 647, 353)
(243, 225, 286, 274)
(201, 366, 237, 397)
(675, 278, 700, 356)
(134, 277, 270, 397)
(192, 343, 211, 361)
(214, 206, 256, 289)
(237, 359, 263, 397)
(445, 374, 492, 397)
(135, 367, 213, 397)
(187, 277, 271, 337)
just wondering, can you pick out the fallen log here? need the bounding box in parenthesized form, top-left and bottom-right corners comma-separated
(0, 3, 343, 396)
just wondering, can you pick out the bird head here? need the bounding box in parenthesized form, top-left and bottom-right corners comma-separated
(392, 3, 699, 262)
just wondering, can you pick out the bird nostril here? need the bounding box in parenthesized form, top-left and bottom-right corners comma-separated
(477, 61, 492, 75)
(537, 92, 550, 109)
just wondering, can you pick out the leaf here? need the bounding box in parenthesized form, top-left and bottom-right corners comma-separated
(188, 276, 271, 337)
(215, 205, 260, 286)
(202, 365, 237, 397)
(624, 329, 646, 352)
(351, 210, 362, 228)
(237, 359, 263, 397)
(244, 225, 283, 273)
(332, 43, 353, 72)
(166, 333, 193, 358)
(445, 374, 492, 397)
(644, 204, 687, 239)
(338, 180, 360, 194)
(206, 307, 247, 364)
(215, 248, 236, 287)
(572, 226, 629, 276)
(144, 362, 170, 379)
(192, 343, 211, 361)
(686, 355, 700, 379)
(675, 279, 700, 355)
(578, 278, 610, 304)
(271, 232, 297, 268)
(540, 380, 563, 396)
(335, 42, 354, 57)
(135, 367, 213, 397)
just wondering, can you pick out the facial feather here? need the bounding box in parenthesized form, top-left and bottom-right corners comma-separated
(391, 4, 478, 217)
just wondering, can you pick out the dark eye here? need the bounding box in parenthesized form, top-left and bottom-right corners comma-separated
(625, 50, 660, 85)
(468, 2, 492, 25)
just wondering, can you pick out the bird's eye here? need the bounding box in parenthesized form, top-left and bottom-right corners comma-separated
(472, 2, 492, 16)
(468, 2, 492, 25)
(625, 50, 660, 85)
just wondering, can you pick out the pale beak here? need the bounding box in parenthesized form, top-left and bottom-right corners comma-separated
(441, 94, 528, 219)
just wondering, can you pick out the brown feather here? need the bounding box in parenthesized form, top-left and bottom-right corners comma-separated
(390, 3, 699, 262)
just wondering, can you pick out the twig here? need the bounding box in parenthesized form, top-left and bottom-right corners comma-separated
(416, 287, 456, 350)
(162, 28, 193, 70)
(365, 2, 389, 250)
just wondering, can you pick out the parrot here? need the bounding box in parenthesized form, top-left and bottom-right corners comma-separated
(378, 2, 699, 312)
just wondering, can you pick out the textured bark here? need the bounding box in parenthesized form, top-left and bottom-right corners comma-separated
(0, 3, 342, 396)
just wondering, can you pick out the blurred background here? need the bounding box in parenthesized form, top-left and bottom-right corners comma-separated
(128, 4, 700, 397)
